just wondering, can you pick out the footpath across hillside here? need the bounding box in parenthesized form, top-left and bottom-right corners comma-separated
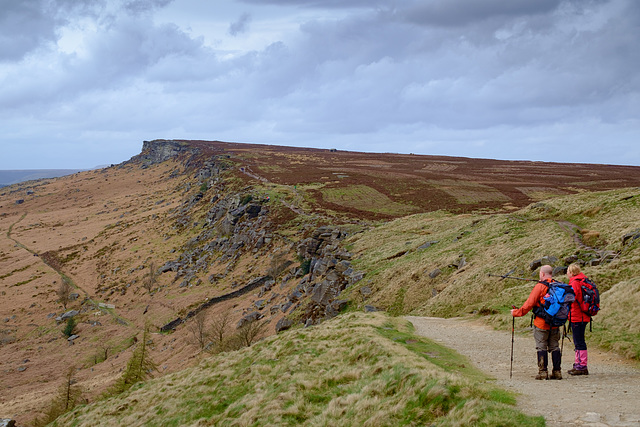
(407, 316, 640, 427)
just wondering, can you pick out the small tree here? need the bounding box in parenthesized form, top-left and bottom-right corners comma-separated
(209, 309, 231, 351)
(63, 317, 76, 337)
(94, 341, 112, 364)
(33, 366, 83, 426)
(187, 311, 210, 350)
(109, 324, 157, 395)
(143, 262, 158, 294)
(235, 320, 268, 348)
(57, 279, 73, 309)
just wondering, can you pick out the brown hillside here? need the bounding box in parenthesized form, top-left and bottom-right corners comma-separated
(1, 139, 640, 425)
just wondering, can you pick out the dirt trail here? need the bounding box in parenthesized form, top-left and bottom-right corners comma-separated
(407, 316, 640, 427)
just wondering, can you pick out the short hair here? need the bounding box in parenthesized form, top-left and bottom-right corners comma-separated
(540, 265, 553, 276)
(567, 263, 582, 277)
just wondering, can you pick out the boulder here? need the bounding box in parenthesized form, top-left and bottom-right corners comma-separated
(622, 229, 640, 245)
(275, 317, 293, 333)
(428, 269, 441, 279)
(552, 266, 567, 276)
(364, 305, 379, 312)
(237, 312, 263, 329)
(330, 299, 349, 312)
(349, 271, 364, 284)
(564, 255, 579, 264)
(529, 259, 542, 271)
(270, 305, 281, 315)
(60, 310, 79, 320)
(159, 261, 180, 273)
(311, 280, 333, 306)
(245, 204, 262, 218)
(280, 302, 292, 313)
(418, 241, 439, 249)
(335, 260, 351, 273)
(541, 255, 558, 265)
(360, 286, 372, 296)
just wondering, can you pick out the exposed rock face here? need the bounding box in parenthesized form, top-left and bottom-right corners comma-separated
(138, 140, 191, 165)
(290, 226, 365, 326)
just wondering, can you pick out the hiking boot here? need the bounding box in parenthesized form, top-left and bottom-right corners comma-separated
(536, 350, 548, 380)
(568, 367, 589, 376)
(535, 370, 549, 380)
(549, 370, 562, 380)
(551, 349, 562, 373)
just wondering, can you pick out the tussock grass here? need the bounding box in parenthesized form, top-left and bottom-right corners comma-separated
(346, 188, 640, 359)
(590, 277, 640, 359)
(54, 313, 541, 426)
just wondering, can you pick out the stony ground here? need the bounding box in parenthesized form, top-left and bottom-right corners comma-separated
(407, 316, 640, 427)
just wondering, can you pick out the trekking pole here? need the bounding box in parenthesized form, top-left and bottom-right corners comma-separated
(510, 305, 516, 379)
(488, 274, 538, 282)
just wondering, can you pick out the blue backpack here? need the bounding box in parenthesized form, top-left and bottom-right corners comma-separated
(532, 281, 576, 327)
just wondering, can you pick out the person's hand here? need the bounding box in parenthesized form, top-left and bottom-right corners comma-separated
(511, 309, 517, 316)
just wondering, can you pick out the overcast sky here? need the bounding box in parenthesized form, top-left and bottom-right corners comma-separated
(1, 0, 639, 169)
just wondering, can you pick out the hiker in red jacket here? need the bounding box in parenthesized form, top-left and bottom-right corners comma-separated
(511, 265, 563, 380)
(567, 263, 590, 375)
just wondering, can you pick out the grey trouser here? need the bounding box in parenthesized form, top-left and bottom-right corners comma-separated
(533, 326, 560, 352)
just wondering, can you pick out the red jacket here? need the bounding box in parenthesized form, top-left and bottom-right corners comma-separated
(512, 280, 556, 330)
(569, 273, 591, 323)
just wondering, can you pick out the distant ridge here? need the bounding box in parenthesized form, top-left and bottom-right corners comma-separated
(0, 169, 85, 186)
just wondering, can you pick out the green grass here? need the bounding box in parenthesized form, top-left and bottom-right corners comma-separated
(54, 313, 542, 426)
(342, 187, 640, 362)
(321, 185, 420, 216)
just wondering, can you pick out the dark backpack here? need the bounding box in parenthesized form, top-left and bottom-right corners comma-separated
(532, 281, 576, 327)
(578, 277, 600, 316)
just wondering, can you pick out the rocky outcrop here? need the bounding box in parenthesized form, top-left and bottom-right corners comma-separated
(286, 226, 365, 326)
(138, 140, 191, 165)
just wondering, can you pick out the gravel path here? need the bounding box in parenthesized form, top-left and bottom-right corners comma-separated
(407, 316, 640, 427)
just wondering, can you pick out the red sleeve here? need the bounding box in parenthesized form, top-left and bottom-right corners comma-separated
(513, 282, 546, 317)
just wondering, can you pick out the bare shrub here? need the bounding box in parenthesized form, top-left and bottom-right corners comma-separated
(57, 279, 73, 309)
(209, 309, 232, 350)
(143, 261, 158, 294)
(187, 311, 210, 350)
(235, 320, 268, 348)
(93, 341, 112, 364)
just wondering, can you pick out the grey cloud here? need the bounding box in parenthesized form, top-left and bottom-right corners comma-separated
(0, 1, 59, 61)
(236, 0, 380, 8)
(2, 0, 639, 168)
(123, 0, 174, 15)
(0, 0, 104, 61)
(0, 16, 204, 112)
(228, 13, 252, 36)
(399, 0, 562, 27)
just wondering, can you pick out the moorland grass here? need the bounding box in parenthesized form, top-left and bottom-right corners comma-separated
(345, 188, 640, 359)
(53, 312, 542, 426)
